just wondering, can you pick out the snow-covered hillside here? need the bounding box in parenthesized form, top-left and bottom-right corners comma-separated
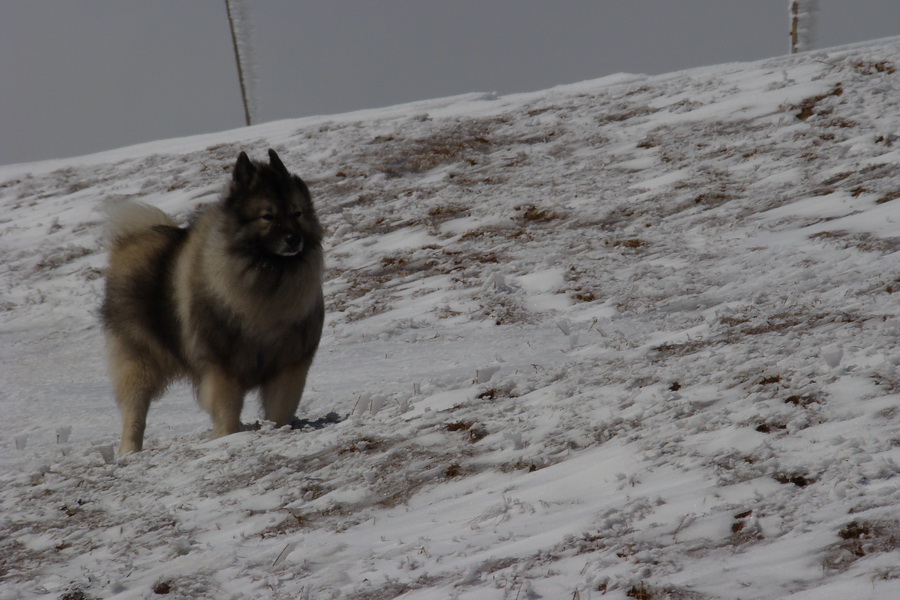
(2, 38, 900, 600)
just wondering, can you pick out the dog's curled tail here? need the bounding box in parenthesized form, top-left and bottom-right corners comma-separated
(103, 200, 177, 246)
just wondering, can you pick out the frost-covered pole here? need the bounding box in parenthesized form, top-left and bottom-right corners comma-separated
(790, 1, 799, 53)
(790, 0, 820, 54)
(225, 0, 256, 126)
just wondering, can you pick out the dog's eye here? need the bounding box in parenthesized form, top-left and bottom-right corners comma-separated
(260, 214, 275, 222)
(292, 211, 303, 219)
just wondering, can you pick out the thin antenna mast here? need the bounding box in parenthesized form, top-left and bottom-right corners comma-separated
(225, 0, 252, 126)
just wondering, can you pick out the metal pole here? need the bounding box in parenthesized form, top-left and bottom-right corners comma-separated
(225, 0, 252, 126)
(790, 1, 800, 54)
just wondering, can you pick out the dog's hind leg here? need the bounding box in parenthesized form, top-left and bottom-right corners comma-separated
(261, 359, 313, 428)
(198, 366, 245, 438)
(108, 341, 167, 455)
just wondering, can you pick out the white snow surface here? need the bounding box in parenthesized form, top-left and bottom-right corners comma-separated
(3, 39, 900, 599)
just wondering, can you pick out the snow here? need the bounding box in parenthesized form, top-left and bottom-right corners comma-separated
(2, 37, 900, 599)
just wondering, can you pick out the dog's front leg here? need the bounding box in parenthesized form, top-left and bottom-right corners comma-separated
(261, 359, 312, 428)
(197, 366, 244, 438)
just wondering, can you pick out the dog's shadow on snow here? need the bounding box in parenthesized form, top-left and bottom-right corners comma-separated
(246, 411, 345, 433)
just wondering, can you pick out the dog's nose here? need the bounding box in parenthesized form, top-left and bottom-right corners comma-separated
(284, 232, 303, 249)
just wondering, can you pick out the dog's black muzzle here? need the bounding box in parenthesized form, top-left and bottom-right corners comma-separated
(284, 232, 303, 253)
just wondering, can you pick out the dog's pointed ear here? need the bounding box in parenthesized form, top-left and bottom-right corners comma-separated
(268, 149, 289, 175)
(233, 151, 255, 188)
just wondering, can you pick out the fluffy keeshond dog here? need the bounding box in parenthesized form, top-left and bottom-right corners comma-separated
(102, 149, 324, 455)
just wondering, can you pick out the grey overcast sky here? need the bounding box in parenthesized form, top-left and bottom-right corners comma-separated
(1, 1, 898, 166)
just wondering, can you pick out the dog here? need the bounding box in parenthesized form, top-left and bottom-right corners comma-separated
(101, 149, 325, 454)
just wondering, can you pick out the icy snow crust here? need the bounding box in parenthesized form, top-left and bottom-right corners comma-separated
(2, 39, 900, 599)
